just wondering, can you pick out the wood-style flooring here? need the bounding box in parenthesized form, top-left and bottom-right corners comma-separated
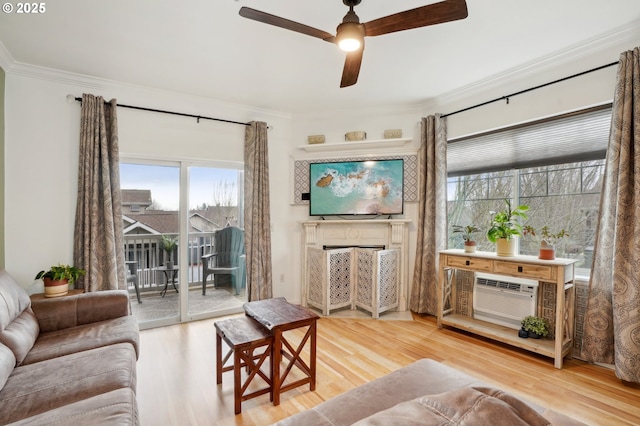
(136, 312, 640, 426)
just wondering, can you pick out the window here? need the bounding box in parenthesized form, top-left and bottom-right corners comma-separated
(446, 105, 611, 277)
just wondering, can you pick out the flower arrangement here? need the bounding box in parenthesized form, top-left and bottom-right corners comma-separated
(452, 224, 480, 242)
(453, 224, 481, 253)
(520, 315, 549, 338)
(35, 264, 86, 297)
(523, 225, 569, 245)
(35, 264, 86, 284)
(160, 234, 178, 252)
(523, 225, 569, 259)
(486, 199, 529, 242)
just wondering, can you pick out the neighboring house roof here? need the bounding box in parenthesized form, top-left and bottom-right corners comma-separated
(123, 221, 160, 235)
(122, 189, 153, 207)
(189, 212, 218, 233)
(126, 211, 179, 234)
(193, 206, 239, 228)
(121, 190, 239, 235)
(124, 210, 224, 235)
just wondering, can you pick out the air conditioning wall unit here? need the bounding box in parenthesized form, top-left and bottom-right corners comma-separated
(473, 272, 538, 330)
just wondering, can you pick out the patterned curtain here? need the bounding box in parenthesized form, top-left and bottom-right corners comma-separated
(73, 94, 125, 292)
(410, 115, 448, 314)
(581, 47, 640, 384)
(244, 121, 273, 301)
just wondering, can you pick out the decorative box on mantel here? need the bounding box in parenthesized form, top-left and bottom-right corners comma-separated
(301, 219, 411, 313)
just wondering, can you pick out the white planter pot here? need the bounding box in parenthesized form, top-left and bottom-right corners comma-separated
(464, 241, 477, 253)
(495, 238, 515, 257)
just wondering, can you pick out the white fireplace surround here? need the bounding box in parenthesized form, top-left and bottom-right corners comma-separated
(301, 219, 411, 313)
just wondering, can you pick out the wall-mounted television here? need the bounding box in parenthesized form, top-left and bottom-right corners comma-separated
(309, 159, 404, 216)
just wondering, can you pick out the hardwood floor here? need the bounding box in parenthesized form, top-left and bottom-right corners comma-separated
(137, 313, 640, 426)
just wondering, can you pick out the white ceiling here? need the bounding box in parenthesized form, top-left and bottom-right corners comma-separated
(1, 0, 639, 114)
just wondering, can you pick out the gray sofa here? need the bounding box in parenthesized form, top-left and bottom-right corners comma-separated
(0, 269, 140, 425)
(275, 358, 585, 426)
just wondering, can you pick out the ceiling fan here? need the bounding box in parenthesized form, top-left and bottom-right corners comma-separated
(239, 0, 468, 88)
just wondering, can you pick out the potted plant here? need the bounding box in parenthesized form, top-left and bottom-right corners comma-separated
(523, 225, 568, 260)
(452, 224, 480, 253)
(486, 199, 529, 257)
(161, 234, 177, 269)
(520, 315, 549, 339)
(35, 264, 86, 298)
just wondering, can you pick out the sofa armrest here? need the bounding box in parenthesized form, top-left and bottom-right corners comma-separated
(30, 290, 131, 332)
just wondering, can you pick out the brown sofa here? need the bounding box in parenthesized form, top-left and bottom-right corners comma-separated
(0, 269, 140, 425)
(274, 358, 585, 426)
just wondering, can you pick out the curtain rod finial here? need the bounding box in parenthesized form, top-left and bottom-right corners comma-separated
(66, 94, 76, 103)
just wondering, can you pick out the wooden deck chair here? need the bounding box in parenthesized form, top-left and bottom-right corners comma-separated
(201, 227, 246, 295)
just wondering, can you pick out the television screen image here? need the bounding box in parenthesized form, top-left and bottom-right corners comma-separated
(309, 159, 404, 216)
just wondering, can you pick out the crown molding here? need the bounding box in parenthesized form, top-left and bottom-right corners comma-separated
(0, 41, 15, 71)
(0, 43, 292, 121)
(425, 20, 640, 112)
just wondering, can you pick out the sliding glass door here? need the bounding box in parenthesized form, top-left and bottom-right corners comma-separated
(120, 160, 245, 328)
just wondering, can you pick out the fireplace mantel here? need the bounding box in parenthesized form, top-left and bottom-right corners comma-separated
(301, 219, 411, 313)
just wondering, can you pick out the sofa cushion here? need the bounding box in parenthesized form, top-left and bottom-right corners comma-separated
(0, 343, 16, 390)
(0, 342, 137, 424)
(22, 315, 140, 365)
(0, 269, 32, 330)
(0, 308, 39, 366)
(274, 359, 485, 426)
(352, 386, 550, 426)
(0, 269, 39, 365)
(7, 388, 139, 426)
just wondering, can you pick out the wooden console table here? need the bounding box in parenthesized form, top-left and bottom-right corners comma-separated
(437, 249, 576, 369)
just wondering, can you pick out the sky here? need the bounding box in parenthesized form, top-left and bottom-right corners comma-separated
(120, 163, 241, 211)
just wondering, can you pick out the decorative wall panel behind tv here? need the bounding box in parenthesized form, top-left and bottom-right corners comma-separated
(293, 154, 418, 205)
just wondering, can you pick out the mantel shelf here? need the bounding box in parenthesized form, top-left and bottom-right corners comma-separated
(298, 138, 413, 152)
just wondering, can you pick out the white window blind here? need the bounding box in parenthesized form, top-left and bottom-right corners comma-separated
(447, 105, 612, 177)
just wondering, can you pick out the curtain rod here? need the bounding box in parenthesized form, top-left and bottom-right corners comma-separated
(72, 96, 251, 126)
(441, 61, 620, 118)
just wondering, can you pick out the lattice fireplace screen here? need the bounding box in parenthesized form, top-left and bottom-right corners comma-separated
(306, 247, 400, 318)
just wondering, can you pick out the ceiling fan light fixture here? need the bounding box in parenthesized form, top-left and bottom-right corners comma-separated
(336, 22, 363, 52)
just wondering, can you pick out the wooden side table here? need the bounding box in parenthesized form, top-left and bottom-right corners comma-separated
(214, 316, 273, 414)
(243, 297, 319, 405)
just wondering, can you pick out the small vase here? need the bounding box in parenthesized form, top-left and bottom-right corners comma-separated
(165, 261, 174, 269)
(538, 243, 555, 260)
(464, 241, 477, 253)
(518, 328, 529, 338)
(43, 278, 69, 298)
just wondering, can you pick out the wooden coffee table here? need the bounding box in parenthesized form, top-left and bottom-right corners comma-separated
(243, 297, 319, 405)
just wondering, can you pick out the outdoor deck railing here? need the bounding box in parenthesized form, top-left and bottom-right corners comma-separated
(124, 231, 216, 293)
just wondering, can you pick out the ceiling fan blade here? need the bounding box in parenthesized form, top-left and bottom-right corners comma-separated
(340, 48, 364, 88)
(239, 7, 336, 43)
(363, 0, 468, 37)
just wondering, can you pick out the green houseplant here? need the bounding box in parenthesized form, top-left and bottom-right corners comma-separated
(161, 234, 177, 269)
(520, 315, 549, 339)
(523, 225, 569, 260)
(486, 199, 529, 257)
(452, 224, 480, 253)
(35, 264, 86, 298)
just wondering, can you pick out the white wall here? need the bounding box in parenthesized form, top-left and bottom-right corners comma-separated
(4, 70, 293, 296)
